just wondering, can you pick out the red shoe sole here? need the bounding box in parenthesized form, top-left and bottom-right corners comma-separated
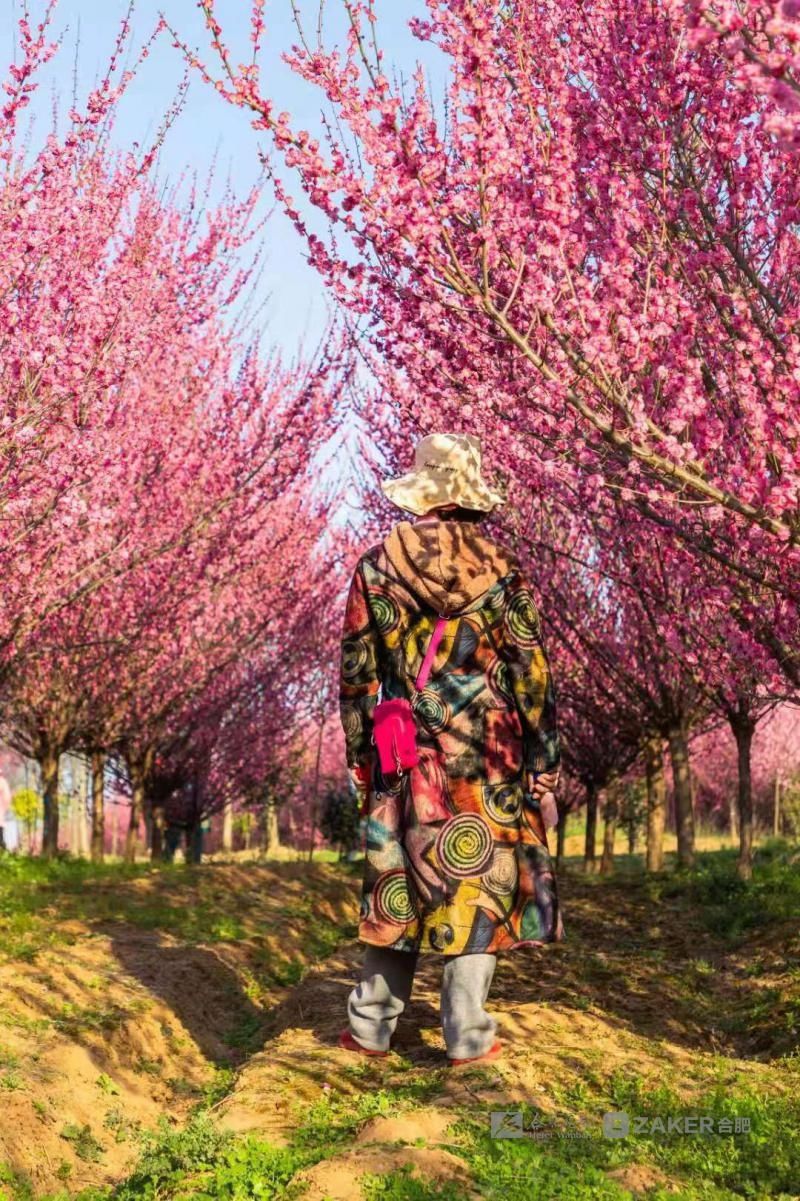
(448, 1038, 503, 1066)
(338, 1029, 389, 1057)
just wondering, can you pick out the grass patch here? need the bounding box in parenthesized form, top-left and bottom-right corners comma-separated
(291, 1076, 449, 1153)
(59, 1123, 105, 1164)
(224, 1012, 265, 1054)
(361, 1170, 464, 1200)
(601, 1072, 800, 1198)
(0, 856, 165, 960)
(652, 839, 800, 941)
(51, 1077, 453, 1201)
(445, 1078, 800, 1201)
(96, 1069, 800, 1201)
(52, 1116, 316, 1201)
(0, 854, 358, 962)
(199, 1067, 237, 1110)
(54, 1002, 140, 1037)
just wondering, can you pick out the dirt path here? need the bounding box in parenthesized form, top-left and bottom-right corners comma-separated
(217, 867, 800, 1199)
(1, 856, 797, 1198)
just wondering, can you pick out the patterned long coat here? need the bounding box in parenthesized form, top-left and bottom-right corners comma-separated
(339, 519, 564, 956)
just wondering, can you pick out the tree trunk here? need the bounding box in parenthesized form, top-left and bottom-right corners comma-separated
(91, 752, 105, 863)
(729, 783, 740, 841)
(645, 737, 666, 872)
(264, 800, 281, 856)
(600, 786, 618, 875)
(111, 804, 120, 858)
(188, 821, 203, 864)
(222, 797, 234, 854)
(773, 776, 781, 839)
(39, 745, 60, 858)
(69, 787, 80, 856)
(307, 717, 326, 863)
(78, 759, 90, 857)
(583, 781, 598, 873)
(150, 805, 165, 861)
(125, 778, 144, 864)
(555, 803, 567, 867)
(668, 723, 695, 869)
(730, 712, 755, 881)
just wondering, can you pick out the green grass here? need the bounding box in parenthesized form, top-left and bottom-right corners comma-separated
(0, 855, 175, 960)
(54, 1001, 144, 1037)
(109, 1116, 304, 1201)
(59, 1124, 105, 1164)
(0, 854, 356, 963)
(23, 1068, 793, 1201)
(681, 839, 800, 940)
(290, 1076, 449, 1153)
(441, 1072, 800, 1201)
(609, 1075, 800, 1198)
(563, 837, 800, 944)
(361, 1170, 464, 1200)
(0, 854, 260, 960)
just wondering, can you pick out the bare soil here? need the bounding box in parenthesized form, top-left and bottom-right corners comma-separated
(0, 861, 359, 1196)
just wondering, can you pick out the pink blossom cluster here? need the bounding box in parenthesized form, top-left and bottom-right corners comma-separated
(679, 0, 800, 148)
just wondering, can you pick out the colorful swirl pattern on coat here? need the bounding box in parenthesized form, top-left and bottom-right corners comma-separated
(370, 590, 400, 635)
(484, 847, 519, 895)
(414, 687, 451, 734)
(504, 589, 541, 649)
(339, 531, 563, 956)
(341, 638, 369, 680)
(435, 813, 494, 878)
(373, 869, 417, 923)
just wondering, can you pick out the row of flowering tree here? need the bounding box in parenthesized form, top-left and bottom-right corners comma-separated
(512, 487, 793, 878)
(194, 0, 800, 877)
(0, 10, 350, 858)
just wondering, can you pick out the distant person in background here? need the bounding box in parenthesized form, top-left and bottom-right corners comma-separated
(163, 778, 208, 864)
(338, 434, 563, 1066)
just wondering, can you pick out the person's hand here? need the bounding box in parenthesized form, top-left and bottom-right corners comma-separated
(526, 769, 560, 798)
(350, 764, 371, 817)
(526, 770, 560, 830)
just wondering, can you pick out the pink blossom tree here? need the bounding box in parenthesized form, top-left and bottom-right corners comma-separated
(0, 12, 348, 858)
(196, 0, 800, 690)
(190, 1, 800, 883)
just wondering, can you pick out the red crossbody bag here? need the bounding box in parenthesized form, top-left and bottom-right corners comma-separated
(372, 615, 448, 777)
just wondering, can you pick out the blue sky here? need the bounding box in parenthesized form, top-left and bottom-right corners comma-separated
(1, 0, 440, 360)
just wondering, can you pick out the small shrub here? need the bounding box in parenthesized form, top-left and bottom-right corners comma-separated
(60, 1123, 104, 1163)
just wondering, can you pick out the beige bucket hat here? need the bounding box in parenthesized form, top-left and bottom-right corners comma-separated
(381, 433, 505, 517)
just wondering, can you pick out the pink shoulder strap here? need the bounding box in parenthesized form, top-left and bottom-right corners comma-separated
(414, 616, 448, 691)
